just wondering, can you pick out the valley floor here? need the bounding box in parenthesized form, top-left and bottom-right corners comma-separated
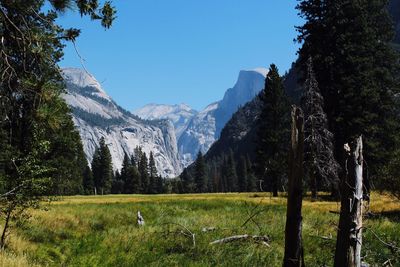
(1, 192, 399, 266)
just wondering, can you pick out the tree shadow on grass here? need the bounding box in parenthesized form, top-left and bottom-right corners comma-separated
(302, 192, 340, 203)
(366, 210, 400, 223)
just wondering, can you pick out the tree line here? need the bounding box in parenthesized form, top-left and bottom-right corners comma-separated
(180, 151, 258, 193)
(81, 137, 165, 195)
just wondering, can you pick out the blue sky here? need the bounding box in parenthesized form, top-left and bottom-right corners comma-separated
(58, 0, 302, 111)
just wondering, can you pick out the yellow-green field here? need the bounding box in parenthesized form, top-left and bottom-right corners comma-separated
(0, 192, 399, 267)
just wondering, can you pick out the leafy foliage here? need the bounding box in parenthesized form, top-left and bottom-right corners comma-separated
(0, 0, 116, 248)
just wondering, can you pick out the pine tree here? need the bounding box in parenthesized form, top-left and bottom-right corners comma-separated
(256, 64, 291, 196)
(91, 137, 113, 194)
(128, 164, 141, 194)
(138, 152, 149, 193)
(246, 156, 257, 192)
(82, 166, 94, 195)
(44, 101, 88, 195)
(156, 175, 164, 194)
(148, 152, 158, 194)
(238, 156, 248, 192)
(210, 162, 220, 193)
(181, 169, 195, 193)
(91, 148, 101, 195)
(0, 0, 116, 248)
(111, 170, 124, 194)
(194, 151, 207, 193)
(297, 0, 400, 181)
(133, 146, 143, 167)
(301, 58, 340, 198)
(120, 153, 132, 193)
(225, 151, 238, 192)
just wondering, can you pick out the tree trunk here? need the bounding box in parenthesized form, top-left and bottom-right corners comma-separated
(0, 209, 12, 249)
(272, 183, 278, 197)
(283, 106, 305, 267)
(310, 168, 317, 199)
(334, 136, 364, 267)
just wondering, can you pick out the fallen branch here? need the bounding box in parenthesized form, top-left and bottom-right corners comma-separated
(241, 208, 267, 228)
(161, 222, 196, 247)
(383, 259, 393, 267)
(210, 234, 270, 247)
(309, 233, 333, 240)
(368, 228, 400, 252)
(329, 210, 340, 215)
(201, 227, 216, 233)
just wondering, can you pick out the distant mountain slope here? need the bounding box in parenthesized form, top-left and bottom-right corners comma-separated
(62, 68, 182, 177)
(134, 103, 198, 139)
(213, 68, 268, 135)
(191, 0, 400, 176)
(136, 68, 268, 167)
(177, 102, 219, 166)
(204, 95, 262, 163)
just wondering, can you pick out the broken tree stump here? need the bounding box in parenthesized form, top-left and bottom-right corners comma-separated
(283, 106, 305, 267)
(334, 136, 364, 267)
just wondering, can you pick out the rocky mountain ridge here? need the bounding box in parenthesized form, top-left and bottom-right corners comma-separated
(62, 68, 182, 178)
(134, 68, 268, 166)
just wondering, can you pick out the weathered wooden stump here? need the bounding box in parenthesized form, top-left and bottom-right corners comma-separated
(283, 106, 305, 267)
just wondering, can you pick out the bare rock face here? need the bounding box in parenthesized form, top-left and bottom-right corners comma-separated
(133, 103, 198, 140)
(135, 68, 268, 167)
(62, 68, 182, 178)
(63, 67, 267, 176)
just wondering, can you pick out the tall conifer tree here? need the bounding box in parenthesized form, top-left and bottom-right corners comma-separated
(297, 0, 400, 180)
(226, 151, 238, 192)
(181, 169, 195, 193)
(91, 137, 112, 194)
(238, 156, 248, 192)
(138, 152, 149, 193)
(194, 151, 207, 193)
(301, 58, 339, 198)
(246, 156, 257, 192)
(82, 165, 94, 195)
(120, 153, 132, 193)
(256, 64, 290, 196)
(148, 152, 158, 194)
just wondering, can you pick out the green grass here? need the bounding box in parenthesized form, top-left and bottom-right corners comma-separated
(1, 192, 400, 267)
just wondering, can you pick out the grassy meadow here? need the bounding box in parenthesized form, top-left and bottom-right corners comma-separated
(0, 192, 399, 267)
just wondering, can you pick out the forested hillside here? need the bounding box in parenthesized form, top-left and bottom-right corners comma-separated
(183, 0, 400, 199)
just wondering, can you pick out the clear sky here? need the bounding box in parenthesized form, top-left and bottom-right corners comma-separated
(58, 0, 303, 111)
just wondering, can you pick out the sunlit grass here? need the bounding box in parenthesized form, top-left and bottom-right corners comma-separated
(0, 192, 399, 266)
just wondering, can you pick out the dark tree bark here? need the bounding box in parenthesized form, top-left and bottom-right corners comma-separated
(334, 136, 364, 267)
(283, 106, 305, 267)
(310, 167, 317, 199)
(272, 176, 279, 197)
(0, 209, 11, 249)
